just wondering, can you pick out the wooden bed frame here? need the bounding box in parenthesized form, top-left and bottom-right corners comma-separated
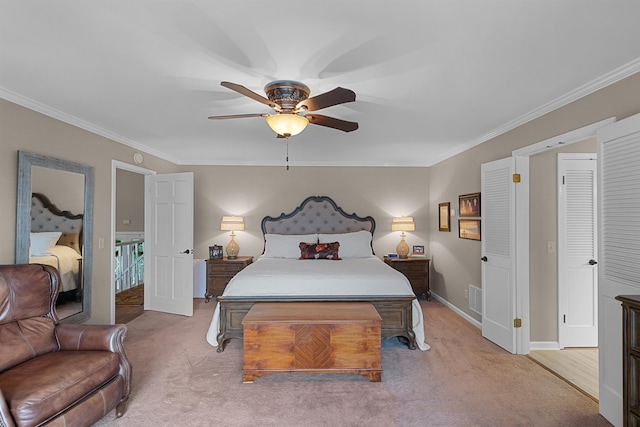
(215, 195, 417, 352)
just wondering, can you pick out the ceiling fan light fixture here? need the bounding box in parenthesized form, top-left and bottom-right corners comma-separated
(265, 113, 309, 137)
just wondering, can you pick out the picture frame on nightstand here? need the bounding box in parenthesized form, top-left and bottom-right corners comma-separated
(209, 245, 223, 260)
(412, 245, 425, 257)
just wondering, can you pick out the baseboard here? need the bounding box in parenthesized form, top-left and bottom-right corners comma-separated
(432, 294, 563, 352)
(431, 292, 482, 330)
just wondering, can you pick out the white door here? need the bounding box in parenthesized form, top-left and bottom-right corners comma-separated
(597, 113, 640, 426)
(145, 172, 194, 317)
(558, 154, 598, 348)
(481, 157, 516, 353)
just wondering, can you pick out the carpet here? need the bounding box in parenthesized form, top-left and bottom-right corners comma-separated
(115, 285, 144, 306)
(94, 299, 610, 427)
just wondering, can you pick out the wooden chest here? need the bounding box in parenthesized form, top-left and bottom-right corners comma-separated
(242, 302, 382, 383)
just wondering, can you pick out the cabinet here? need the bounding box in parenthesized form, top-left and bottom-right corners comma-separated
(205, 256, 253, 302)
(384, 257, 430, 299)
(616, 294, 640, 426)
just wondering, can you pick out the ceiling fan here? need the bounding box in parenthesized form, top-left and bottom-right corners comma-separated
(208, 80, 358, 138)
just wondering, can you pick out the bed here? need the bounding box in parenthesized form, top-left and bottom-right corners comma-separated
(29, 193, 83, 294)
(205, 196, 429, 352)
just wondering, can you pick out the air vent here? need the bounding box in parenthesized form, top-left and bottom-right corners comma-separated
(469, 284, 482, 315)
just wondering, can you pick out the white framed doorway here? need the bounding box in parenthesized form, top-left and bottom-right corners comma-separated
(109, 160, 155, 324)
(510, 117, 615, 355)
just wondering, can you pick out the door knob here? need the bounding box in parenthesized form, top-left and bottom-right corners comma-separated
(588, 259, 598, 265)
(481, 256, 488, 262)
(180, 249, 192, 254)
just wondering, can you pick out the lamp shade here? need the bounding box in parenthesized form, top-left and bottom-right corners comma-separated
(265, 114, 309, 136)
(391, 217, 415, 232)
(220, 216, 245, 231)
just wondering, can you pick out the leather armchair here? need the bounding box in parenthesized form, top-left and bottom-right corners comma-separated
(0, 264, 131, 427)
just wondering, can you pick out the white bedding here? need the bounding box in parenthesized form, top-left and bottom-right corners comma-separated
(205, 256, 430, 351)
(30, 245, 81, 292)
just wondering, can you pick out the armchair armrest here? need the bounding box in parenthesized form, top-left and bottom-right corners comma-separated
(0, 388, 16, 427)
(56, 324, 127, 352)
(55, 324, 132, 400)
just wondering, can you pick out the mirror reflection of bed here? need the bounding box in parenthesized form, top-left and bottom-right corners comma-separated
(29, 192, 83, 319)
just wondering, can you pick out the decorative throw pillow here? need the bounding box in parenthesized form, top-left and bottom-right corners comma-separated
(299, 242, 341, 260)
(57, 232, 81, 255)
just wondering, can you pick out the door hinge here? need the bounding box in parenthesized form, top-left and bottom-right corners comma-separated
(563, 314, 566, 324)
(514, 318, 522, 328)
(513, 173, 521, 183)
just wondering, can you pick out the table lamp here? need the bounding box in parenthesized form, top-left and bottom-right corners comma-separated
(391, 217, 415, 259)
(220, 216, 244, 259)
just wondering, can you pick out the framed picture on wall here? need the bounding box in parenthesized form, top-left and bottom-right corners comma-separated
(459, 219, 481, 241)
(459, 192, 481, 217)
(439, 202, 450, 232)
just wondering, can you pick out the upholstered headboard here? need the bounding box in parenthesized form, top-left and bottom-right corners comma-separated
(261, 196, 375, 236)
(31, 193, 83, 254)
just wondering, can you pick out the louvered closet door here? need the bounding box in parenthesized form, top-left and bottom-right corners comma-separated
(481, 157, 516, 353)
(597, 113, 640, 427)
(558, 154, 598, 348)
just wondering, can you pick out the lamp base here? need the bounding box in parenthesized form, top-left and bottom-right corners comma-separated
(226, 235, 239, 259)
(396, 237, 410, 259)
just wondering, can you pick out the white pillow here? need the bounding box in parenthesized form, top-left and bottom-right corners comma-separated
(263, 233, 318, 258)
(318, 230, 373, 258)
(30, 232, 62, 256)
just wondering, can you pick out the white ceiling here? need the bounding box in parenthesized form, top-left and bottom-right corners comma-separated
(1, 1, 640, 167)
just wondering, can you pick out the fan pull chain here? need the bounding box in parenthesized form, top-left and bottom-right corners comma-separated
(286, 142, 289, 171)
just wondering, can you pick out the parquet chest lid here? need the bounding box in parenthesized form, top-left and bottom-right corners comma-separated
(242, 301, 382, 324)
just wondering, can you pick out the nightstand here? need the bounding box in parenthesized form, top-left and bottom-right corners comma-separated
(383, 256, 430, 300)
(205, 256, 253, 302)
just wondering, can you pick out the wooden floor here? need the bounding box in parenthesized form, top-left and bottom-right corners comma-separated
(528, 348, 599, 401)
(115, 304, 144, 324)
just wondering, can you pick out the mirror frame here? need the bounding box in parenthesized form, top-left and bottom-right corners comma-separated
(16, 151, 94, 324)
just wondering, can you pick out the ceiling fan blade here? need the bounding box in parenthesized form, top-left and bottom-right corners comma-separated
(306, 114, 359, 132)
(208, 113, 267, 120)
(297, 87, 356, 111)
(220, 81, 277, 108)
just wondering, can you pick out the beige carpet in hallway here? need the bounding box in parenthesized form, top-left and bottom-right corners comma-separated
(95, 299, 610, 427)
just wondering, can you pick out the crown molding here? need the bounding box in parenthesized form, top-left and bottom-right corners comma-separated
(427, 57, 640, 166)
(0, 87, 179, 164)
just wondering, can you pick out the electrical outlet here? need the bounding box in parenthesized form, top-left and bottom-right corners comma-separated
(98, 238, 104, 249)
(464, 289, 469, 300)
(547, 241, 556, 254)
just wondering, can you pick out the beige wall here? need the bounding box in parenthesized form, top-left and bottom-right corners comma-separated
(185, 165, 430, 261)
(0, 99, 179, 323)
(32, 166, 85, 214)
(529, 138, 596, 341)
(116, 169, 144, 233)
(429, 72, 640, 339)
